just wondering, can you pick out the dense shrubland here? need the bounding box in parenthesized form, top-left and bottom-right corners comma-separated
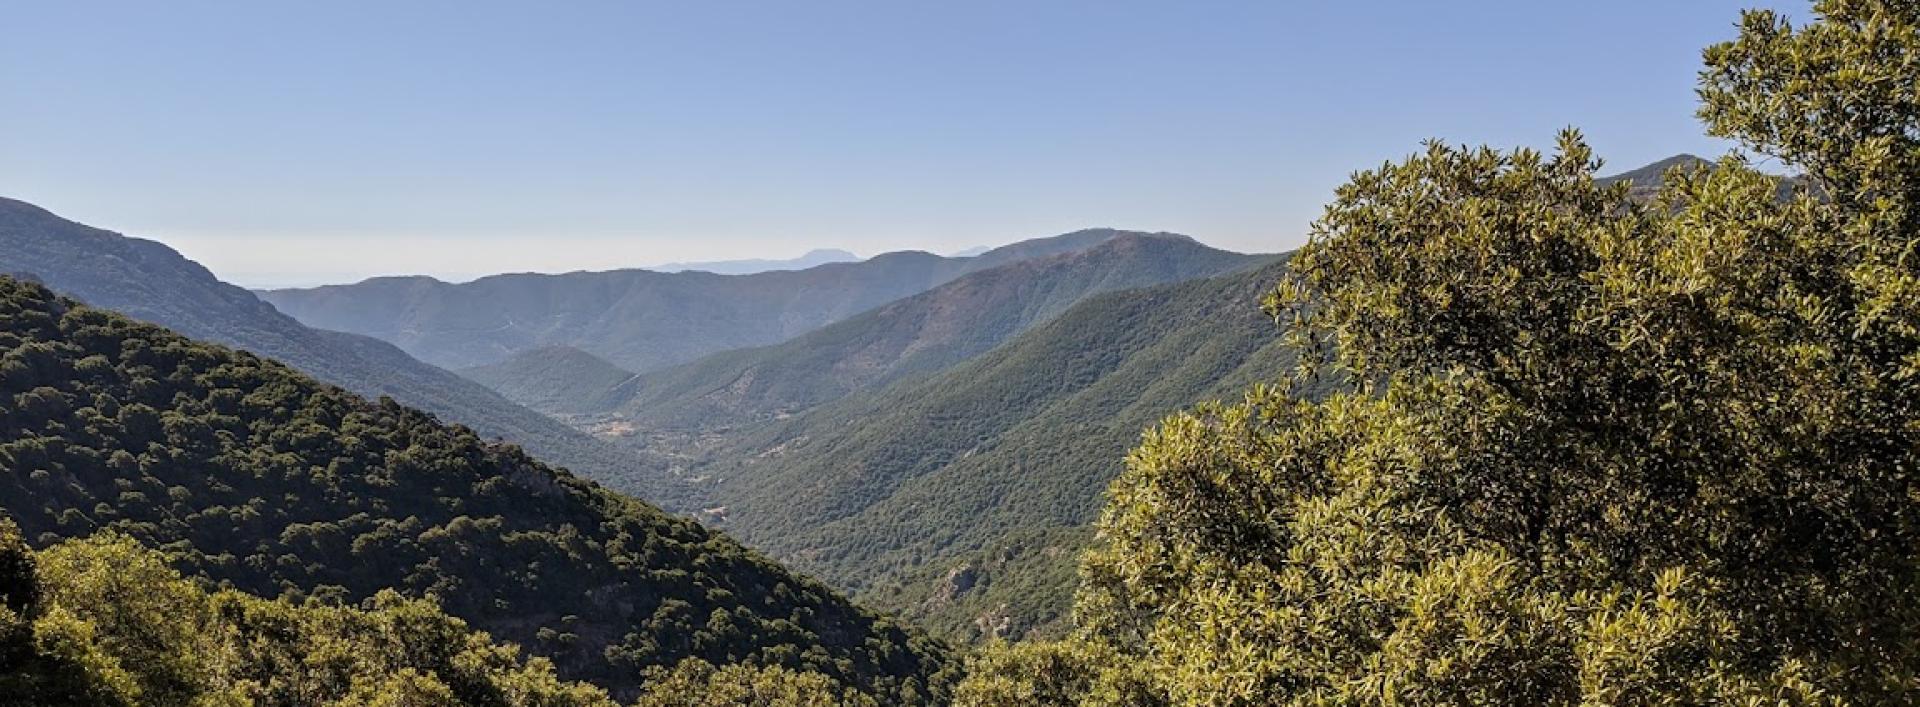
(0, 276, 950, 703)
(0, 520, 616, 706)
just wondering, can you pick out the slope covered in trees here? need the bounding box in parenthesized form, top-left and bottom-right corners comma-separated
(959, 2, 1920, 702)
(0, 276, 950, 702)
(684, 258, 1322, 641)
(578, 234, 1266, 441)
(460, 346, 640, 418)
(257, 229, 1186, 372)
(0, 198, 673, 501)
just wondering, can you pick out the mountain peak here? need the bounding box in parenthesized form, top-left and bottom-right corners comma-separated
(1599, 153, 1714, 187)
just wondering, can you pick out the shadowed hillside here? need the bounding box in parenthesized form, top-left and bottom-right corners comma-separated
(0, 275, 951, 701)
(0, 197, 675, 501)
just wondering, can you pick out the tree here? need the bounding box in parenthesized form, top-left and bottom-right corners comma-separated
(631, 658, 880, 707)
(958, 1, 1920, 703)
(0, 518, 620, 707)
(950, 639, 1154, 707)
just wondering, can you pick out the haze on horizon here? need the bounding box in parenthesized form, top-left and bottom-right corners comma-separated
(1, 0, 1796, 288)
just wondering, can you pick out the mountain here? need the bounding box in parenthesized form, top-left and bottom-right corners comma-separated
(1598, 153, 1711, 198)
(651, 248, 862, 275)
(459, 346, 638, 417)
(256, 229, 1184, 373)
(1598, 153, 1805, 201)
(492, 235, 1267, 446)
(0, 276, 951, 701)
(0, 197, 674, 502)
(684, 258, 1333, 641)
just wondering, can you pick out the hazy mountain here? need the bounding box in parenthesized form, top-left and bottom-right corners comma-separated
(0, 197, 674, 502)
(0, 276, 949, 701)
(651, 247, 862, 275)
(256, 229, 1178, 372)
(681, 258, 1332, 642)
(588, 234, 1268, 439)
(459, 345, 638, 416)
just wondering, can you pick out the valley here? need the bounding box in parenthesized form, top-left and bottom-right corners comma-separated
(6, 3, 1917, 700)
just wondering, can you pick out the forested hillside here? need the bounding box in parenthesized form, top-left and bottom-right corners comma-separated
(685, 258, 1327, 640)
(257, 229, 1174, 372)
(0, 198, 673, 501)
(0, 276, 950, 702)
(460, 346, 639, 417)
(504, 234, 1265, 443)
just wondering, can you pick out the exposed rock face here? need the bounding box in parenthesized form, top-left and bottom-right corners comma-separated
(924, 564, 980, 612)
(974, 605, 1013, 640)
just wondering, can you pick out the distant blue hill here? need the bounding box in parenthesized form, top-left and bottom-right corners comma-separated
(651, 248, 861, 275)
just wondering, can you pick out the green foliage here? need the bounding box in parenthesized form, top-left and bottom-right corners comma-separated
(0, 277, 951, 702)
(950, 640, 1154, 707)
(696, 260, 1313, 643)
(0, 196, 678, 505)
(0, 520, 618, 706)
(961, 2, 1920, 703)
(631, 659, 879, 707)
(598, 234, 1263, 439)
(460, 347, 639, 418)
(35, 534, 211, 704)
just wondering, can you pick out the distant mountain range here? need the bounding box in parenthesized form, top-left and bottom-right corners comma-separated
(0, 196, 675, 501)
(462, 234, 1268, 438)
(257, 229, 1171, 373)
(650, 247, 862, 275)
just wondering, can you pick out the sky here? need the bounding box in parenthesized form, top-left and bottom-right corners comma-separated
(1, 1, 1801, 287)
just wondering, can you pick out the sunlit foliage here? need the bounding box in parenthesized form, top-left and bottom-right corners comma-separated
(961, 1, 1920, 703)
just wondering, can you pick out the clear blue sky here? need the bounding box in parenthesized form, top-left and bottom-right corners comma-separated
(1, 1, 1800, 287)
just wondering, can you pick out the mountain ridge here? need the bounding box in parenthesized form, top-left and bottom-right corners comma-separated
(603, 233, 1269, 437)
(256, 228, 1200, 372)
(0, 196, 676, 502)
(459, 345, 639, 416)
(652, 248, 862, 275)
